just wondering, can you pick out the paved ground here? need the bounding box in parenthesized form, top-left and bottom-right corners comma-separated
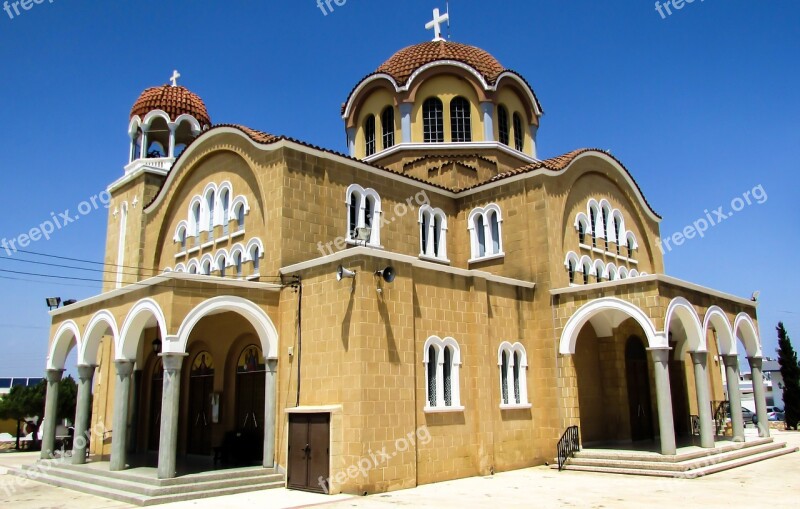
(1, 430, 798, 509)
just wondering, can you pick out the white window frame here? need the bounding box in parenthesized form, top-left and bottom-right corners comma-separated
(423, 335, 463, 413)
(467, 203, 504, 263)
(497, 342, 530, 409)
(345, 184, 382, 248)
(418, 205, 449, 262)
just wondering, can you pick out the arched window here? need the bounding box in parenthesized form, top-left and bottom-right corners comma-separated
(364, 115, 376, 157)
(468, 205, 504, 261)
(220, 189, 231, 235)
(207, 190, 216, 240)
(627, 236, 635, 258)
(498, 342, 529, 407)
(513, 113, 524, 152)
(176, 223, 187, 250)
(583, 262, 591, 284)
(497, 105, 510, 146)
(450, 97, 472, 142)
(189, 263, 198, 275)
(423, 336, 462, 411)
(427, 345, 437, 407)
(345, 185, 382, 246)
(614, 216, 622, 254)
(602, 207, 610, 249)
(578, 222, 586, 245)
(589, 207, 597, 248)
(419, 206, 448, 261)
(215, 251, 228, 278)
(233, 251, 243, 277)
(192, 202, 201, 246)
(423, 98, 444, 143)
(568, 259, 576, 284)
(249, 244, 261, 275)
(235, 203, 245, 232)
(202, 258, 212, 276)
(381, 107, 395, 149)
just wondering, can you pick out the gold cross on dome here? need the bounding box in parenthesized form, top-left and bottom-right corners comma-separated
(425, 7, 449, 42)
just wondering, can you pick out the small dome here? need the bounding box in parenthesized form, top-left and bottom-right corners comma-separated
(130, 84, 211, 127)
(377, 40, 506, 85)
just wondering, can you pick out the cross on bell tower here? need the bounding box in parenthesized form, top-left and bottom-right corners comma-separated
(425, 7, 450, 42)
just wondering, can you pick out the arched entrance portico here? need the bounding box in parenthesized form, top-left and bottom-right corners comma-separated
(560, 298, 676, 455)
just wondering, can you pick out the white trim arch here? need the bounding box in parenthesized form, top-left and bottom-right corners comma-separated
(217, 181, 233, 227)
(418, 205, 448, 261)
(200, 254, 214, 275)
(703, 306, 735, 356)
(629, 269, 640, 278)
(172, 113, 202, 134)
(593, 260, 606, 280)
(142, 109, 172, 128)
(345, 184, 383, 246)
(422, 335, 463, 410)
(468, 203, 504, 261)
(564, 251, 580, 270)
(174, 220, 189, 244)
(171, 296, 278, 359)
(245, 238, 265, 262)
(610, 209, 625, 245)
(188, 197, 203, 237)
(80, 310, 118, 366)
(174, 263, 186, 273)
(605, 263, 618, 281)
(117, 298, 168, 361)
(47, 320, 82, 370)
(497, 341, 529, 407)
(214, 249, 229, 273)
(559, 297, 661, 355)
(664, 297, 705, 353)
(734, 312, 762, 358)
(577, 255, 594, 275)
(202, 184, 218, 232)
(618, 266, 629, 279)
(187, 258, 200, 274)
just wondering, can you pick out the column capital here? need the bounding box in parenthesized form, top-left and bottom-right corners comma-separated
(647, 347, 672, 364)
(160, 352, 188, 372)
(721, 354, 740, 368)
(45, 369, 64, 384)
(747, 356, 764, 369)
(266, 358, 278, 373)
(114, 359, 135, 378)
(690, 351, 709, 365)
(76, 365, 97, 381)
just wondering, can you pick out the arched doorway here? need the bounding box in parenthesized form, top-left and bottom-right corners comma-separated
(148, 358, 163, 452)
(187, 352, 214, 455)
(625, 336, 654, 441)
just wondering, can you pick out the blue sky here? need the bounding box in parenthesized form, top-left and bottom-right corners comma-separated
(0, 0, 797, 376)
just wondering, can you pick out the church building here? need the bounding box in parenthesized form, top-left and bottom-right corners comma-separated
(39, 8, 778, 499)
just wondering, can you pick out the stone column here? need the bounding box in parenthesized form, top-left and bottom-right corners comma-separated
(722, 355, 745, 442)
(263, 359, 278, 468)
(158, 353, 187, 479)
(481, 102, 495, 142)
(529, 124, 539, 159)
(690, 352, 715, 448)
(167, 123, 176, 157)
(649, 348, 677, 455)
(110, 360, 134, 471)
(346, 127, 357, 157)
(400, 103, 413, 144)
(748, 357, 770, 438)
(72, 365, 96, 464)
(41, 369, 64, 459)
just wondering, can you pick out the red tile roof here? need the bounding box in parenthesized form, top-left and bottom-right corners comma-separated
(377, 41, 506, 86)
(131, 85, 211, 126)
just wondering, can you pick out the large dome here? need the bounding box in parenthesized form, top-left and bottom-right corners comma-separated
(130, 84, 211, 127)
(377, 40, 506, 85)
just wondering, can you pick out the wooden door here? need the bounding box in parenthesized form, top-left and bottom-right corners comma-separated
(288, 413, 330, 493)
(187, 352, 214, 455)
(625, 337, 654, 442)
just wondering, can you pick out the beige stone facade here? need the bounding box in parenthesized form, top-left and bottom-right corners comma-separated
(41, 37, 770, 497)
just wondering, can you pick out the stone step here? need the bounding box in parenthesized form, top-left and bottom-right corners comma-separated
(573, 437, 773, 463)
(565, 441, 787, 472)
(43, 461, 279, 488)
(7, 464, 285, 506)
(552, 443, 798, 479)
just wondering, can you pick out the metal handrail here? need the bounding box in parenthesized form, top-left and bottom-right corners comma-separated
(557, 426, 580, 471)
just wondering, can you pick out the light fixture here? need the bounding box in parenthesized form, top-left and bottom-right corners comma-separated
(45, 297, 61, 310)
(751, 291, 760, 302)
(152, 335, 162, 354)
(63, 299, 77, 306)
(336, 265, 356, 281)
(375, 266, 396, 284)
(355, 227, 372, 246)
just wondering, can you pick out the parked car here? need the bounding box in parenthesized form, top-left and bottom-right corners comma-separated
(766, 406, 783, 413)
(728, 406, 756, 423)
(768, 411, 785, 421)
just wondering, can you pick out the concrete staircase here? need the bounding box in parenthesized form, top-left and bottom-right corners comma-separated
(552, 437, 798, 478)
(7, 461, 285, 506)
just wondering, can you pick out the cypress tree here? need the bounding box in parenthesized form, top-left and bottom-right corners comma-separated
(777, 322, 800, 430)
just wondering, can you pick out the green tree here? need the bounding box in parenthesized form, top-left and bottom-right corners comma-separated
(0, 382, 45, 450)
(0, 376, 79, 451)
(777, 322, 800, 430)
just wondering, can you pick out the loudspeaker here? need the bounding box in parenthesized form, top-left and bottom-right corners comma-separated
(376, 266, 396, 283)
(337, 265, 356, 281)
